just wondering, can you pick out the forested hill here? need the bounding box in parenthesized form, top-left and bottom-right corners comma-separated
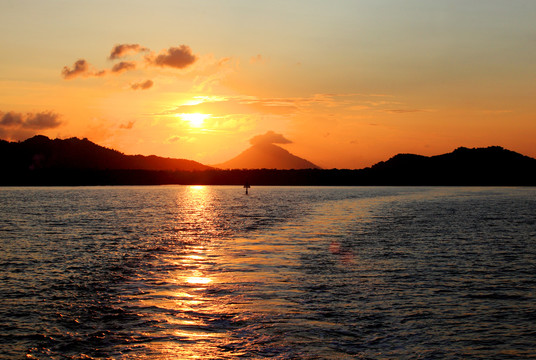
(0, 135, 212, 172)
(1, 139, 535, 185)
(367, 146, 536, 185)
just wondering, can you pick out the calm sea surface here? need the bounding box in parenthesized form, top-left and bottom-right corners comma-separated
(1, 186, 535, 359)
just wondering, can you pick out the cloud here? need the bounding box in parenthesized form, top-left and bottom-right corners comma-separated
(0, 111, 23, 127)
(131, 79, 154, 90)
(163, 94, 345, 117)
(24, 112, 62, 129)
(166, 135, 196, 144)
(148, 45, 197, 69)
(0, 111, 62, 141)
(109, 44, 148, 60)
(191, 55, 236, 92)
(61, 59, 90, 79)
(167, 135, 182, 143)
(1, 111, 61, 130)
(119, 121, 135, 129)
(111, 61, 136, 73)
(165, 96, 299, 117)
(61, 59, 107, 79)
(250, 131, 292, 146)
(62, 43, 201, 83)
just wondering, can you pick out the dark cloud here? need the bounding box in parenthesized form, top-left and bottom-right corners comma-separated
(250, 131, 292, 146)
(148, 45, 197, 69)
(62, 44, 197, 82)
(1, 111, 61, 130)
(109, 44, 149, 60)
(63, 44, 197, 82)
(0, 111, 23, 127)
(111, 61, 136, 73)
(24, 112, 62, 129)
(61, 59, 90, 79)
(0, 111, 62, 140)
(131, 79, 154, 90)
(61, 59, 107, 79)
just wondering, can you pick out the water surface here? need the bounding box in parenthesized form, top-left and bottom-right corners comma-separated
(1, 186, 535, 359)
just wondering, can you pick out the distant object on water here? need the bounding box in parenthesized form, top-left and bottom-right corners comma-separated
(244, 181, 251, 195)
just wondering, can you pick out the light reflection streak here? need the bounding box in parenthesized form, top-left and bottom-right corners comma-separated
(131, 186, 235, 359)
(186, 276, 213, 285)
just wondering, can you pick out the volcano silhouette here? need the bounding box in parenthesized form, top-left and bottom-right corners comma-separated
(215, 143, 320, 170)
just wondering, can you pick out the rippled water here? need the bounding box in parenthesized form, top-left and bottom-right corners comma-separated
(1, 186, 535, 359)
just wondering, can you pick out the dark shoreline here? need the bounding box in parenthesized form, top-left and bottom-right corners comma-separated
(2, 168, 535, 186)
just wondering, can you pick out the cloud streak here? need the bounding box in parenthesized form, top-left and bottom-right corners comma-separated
(163, 94, 350, 117)
(131, 80, 154, 90)
(111, 61, 136, 73)
(109, 44, 148, 60)
(250, 130, 292, 145)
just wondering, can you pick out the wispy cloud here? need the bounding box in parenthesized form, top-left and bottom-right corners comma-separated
(119, 121, 135, 129)
(109, 44, 149, 60)
(250, 131, 292, 145)
(130, 79, 154, 90)
(163, 94, 357, 117)
(250, 54, 266, 64)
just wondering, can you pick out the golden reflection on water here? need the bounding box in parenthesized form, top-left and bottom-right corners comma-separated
(132, 187, 384, 358)
(132, 186, 238, 359)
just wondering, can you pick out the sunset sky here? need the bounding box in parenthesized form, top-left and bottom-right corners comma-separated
(1, 0, 535, 169)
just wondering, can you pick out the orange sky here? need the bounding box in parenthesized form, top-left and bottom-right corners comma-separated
(1, 1, 535, 169)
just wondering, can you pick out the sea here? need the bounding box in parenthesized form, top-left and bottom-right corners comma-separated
(1, 186, 535, 359)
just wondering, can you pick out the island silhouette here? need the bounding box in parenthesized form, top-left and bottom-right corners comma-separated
(1, 135, 535, 186)
(214, 142, 320, 170)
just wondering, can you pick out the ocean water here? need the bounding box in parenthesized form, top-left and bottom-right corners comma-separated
(1, 186, 535, 359)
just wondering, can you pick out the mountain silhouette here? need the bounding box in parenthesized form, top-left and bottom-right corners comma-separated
(1, 135, 212, 171)
(1, 137, 535, 185)
(366, 146, 536, 185)
(214, 142, 321, 170)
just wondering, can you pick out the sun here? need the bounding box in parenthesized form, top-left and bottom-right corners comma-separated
(179, 113, 210, 128)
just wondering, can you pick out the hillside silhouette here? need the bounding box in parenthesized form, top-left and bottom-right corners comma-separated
(368, 146, 536, 185)
(215, 142, 320, 170)
(1, 138, 535, 185)
(0, 135, 212, 172)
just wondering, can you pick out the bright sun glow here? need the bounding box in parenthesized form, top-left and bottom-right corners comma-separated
(179, 113, 210, 128)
